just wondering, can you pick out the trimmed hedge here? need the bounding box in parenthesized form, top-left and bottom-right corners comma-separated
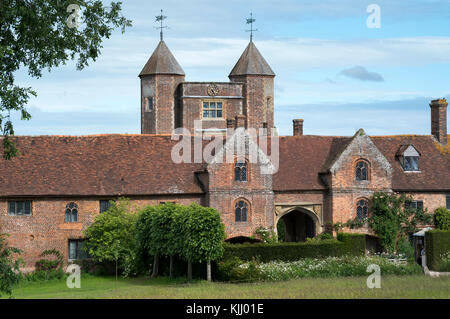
(222, 233, 366, 262)
(425, 230, 450, 271)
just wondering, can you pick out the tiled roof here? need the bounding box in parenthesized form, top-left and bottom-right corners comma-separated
(229, 42, 275, 77)
(0, 135, 204, 197)
(1, 134, 448, 197)
(139, 41, 185, 77)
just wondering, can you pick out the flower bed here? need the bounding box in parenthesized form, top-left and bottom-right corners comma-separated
(237, 256, 421, 281)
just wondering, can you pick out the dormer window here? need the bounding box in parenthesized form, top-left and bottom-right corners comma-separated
(396, 145, 421, 172)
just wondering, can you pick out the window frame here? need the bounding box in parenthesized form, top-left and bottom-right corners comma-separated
(405, 200, 424, 211)
(145, 96, 154, 112)
(201, 100, 224, 120)
(99, 200, 112, 213)
(8, 200, 32, 216)
(68, 239, 89, 261)
(234, 199, 250, 223)
(234, 159, 248, 182)
(65, 202, 79, 223)
(402, 156, 420, 172)
(355, 159, 370, 181)
(446, 195, 450, 210)
(356, 198, 369, 220)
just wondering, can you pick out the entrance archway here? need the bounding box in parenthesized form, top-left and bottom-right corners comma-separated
(277, 209, 317, 242)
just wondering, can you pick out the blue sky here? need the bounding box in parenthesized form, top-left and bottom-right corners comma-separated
(13, 0, 450, 136)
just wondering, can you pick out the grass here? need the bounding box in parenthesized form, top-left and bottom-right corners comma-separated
(5, 274, 450, 299)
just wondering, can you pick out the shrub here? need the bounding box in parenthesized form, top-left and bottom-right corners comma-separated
(397, 239, 415, 261)
(434, 207, 450, 230)
(222, 233, 366, 263)
(22, 268, 65, 282)
(35, 249, 63, 272)
(216, 257, 261, 282)
(425, 229, 450, 271)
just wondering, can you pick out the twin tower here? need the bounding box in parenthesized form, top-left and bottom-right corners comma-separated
(139, 40, 275, 135)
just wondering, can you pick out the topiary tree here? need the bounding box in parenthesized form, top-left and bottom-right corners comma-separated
(84, 198, 137, 281)
(135, 203, 182, 278)
(434, 207, 450, 230)
(0, 233, 22, 297)
(179, 204, 226, 281)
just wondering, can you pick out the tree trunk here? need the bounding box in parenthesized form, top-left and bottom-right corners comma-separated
(187, 260, 192, 281)
(169, 255, 174, 278)
(152, 254, 159, 278)
(207, 260, 211, 282)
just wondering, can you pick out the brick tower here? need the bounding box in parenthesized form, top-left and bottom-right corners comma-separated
(139, 40, 185, 134)
(229, 41, 275, 132)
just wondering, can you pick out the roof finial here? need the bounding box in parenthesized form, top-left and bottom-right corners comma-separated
(155, 9, 168, 41)
(246, 12, 258, 42)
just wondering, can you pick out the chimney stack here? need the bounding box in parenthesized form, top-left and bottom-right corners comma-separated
(430, 98, 447, 144)
(235, 115, 246, 128)
(293, 119, 304, 136)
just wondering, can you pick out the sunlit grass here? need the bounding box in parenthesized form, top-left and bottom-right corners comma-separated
(5, 274, 449, 299)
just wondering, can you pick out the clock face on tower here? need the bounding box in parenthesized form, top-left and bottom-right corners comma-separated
(207, 84, 219, 96)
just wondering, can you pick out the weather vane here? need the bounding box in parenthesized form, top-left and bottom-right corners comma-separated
(246, 12, 258, 42)
(155, 9, 168, 41)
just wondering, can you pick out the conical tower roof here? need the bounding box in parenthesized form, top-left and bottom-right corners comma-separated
(229, 41, 275, 77)
(139, 40, 185, 77)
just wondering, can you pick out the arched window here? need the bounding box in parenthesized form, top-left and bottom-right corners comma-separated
(235, 200, 248, 222)
(234, 160, 248, 182)
(355, 160, 369, 181)
(356, 199, 369, 220)
(65, 202, 78, 223)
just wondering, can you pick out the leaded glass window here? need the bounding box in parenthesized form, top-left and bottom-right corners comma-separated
(403, 156, 419, 171)
(203, 101, 223, 119)
(234, 161, 248, 182)
(100, 200, 112, 213)
(235, 200, 248, 222)
(355, 161, 368, 181)
(65, 202, 78, 223)
(356, 199, 369, 220)
(8, 201, 32, 216)
(68, 240, 89, 260)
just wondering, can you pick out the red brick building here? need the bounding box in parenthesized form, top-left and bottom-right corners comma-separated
(1, 39, 449, 270)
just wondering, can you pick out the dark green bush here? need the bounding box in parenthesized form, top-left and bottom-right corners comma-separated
(22, 268, 65, 282)
(425, 230, 450, 271)
(434, 207, 450, 230)
(222, 233, 366, 263)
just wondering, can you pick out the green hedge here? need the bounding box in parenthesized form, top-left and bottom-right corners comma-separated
(222, 233, 366, 262)
(425, 230, 450, 271)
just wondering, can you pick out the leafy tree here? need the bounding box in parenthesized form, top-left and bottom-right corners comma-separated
(434, 207, 450, 230)
(340, 192, 433, 253)
(83, 198, 137, 281)
(0, 0, 132, 159)
(0, 234, 22, 297)
(135, 203, 182, 278)
(180, 204, 226, 281)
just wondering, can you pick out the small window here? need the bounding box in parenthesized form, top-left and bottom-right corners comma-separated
(356, 199, 369, 220)
(235, 200, 248, 222)
(8, 201, 32, 216)
(405, 200, 424, 211)
(446, 195, 450, 210)
(68, 239, 89, 260)
(403, 156, 419, 171)
(234, 160, 248, 182)
(146, 97, 153, 112)
(202, 101, 223, 119)
(100, 200, 112, 213)
(65, 202, 78, 223)
(355, 161, 368, 181)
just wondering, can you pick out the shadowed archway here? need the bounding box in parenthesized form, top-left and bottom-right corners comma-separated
(277, 209, 317, 242)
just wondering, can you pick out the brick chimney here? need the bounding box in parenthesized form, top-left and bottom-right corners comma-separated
(293, 119, 304, 136)
(430, 98, 448, 144)
(235, 115, 246, 128)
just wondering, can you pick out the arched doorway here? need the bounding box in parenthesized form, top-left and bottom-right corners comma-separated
(277, 209, 317, 242)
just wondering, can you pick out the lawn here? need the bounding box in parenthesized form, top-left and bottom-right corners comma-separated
(5, 274, 450, 299)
